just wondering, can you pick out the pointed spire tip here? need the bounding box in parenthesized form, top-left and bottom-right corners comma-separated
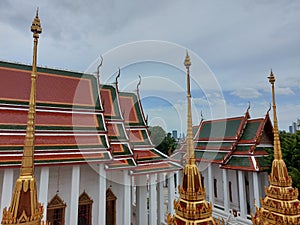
(184, 50, 191, 68)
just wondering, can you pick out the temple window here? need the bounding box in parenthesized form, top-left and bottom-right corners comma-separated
(47, 194, 66, 225)
(214, 178, 218, 198)
(78, 191, 93, 225)
(229, 181, 233, 202)
(106, 188, 117, 225)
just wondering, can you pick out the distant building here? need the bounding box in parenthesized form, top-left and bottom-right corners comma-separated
(289, 120, 299, 133)
(172, 130, 178, 139)
(293, 121, 297, 133)
(289, 125, 293, 134)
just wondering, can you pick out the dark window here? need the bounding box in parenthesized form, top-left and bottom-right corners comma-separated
(106, 188, 117, 225)
(47, 194, 66, 225)
(229, 181, 233, 202)
(78, 192, 93, 225)
(214, 178, 218, 198)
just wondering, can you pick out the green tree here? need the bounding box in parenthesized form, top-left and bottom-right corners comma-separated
(149, 126, 177, 156)
(149, 126, 166, 146)
(262, 131, 300, 190)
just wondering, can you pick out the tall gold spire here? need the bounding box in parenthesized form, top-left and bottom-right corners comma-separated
(20, 8, 42, 177)
(268, 70, 282, 161)
(2, 9, 45, 225)
(167, 52, 221, 225)
(184, 51, 195, 164)
(252, 71, 300, 225)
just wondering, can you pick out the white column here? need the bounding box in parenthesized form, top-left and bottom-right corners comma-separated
(253, 172, 260, 208)
(177, 170, 182, 188)
(39, 167, 49, 223)
(157, 173, 164, 225)
(0, 169, 14, 222)
(222, 169, 229, 213)
(123, 171, 131, 225)
(168, 173, 175, 215)
(131, 176, 136, 205)
(149, 174, 157, 225)
(238, 170, 247, 218)
(136, 175, 148, 225)
(69, 165, 80, 225)
(248, 172, 254, 214)
(98, 164, 106, 225)
(208, 163, 214, 204)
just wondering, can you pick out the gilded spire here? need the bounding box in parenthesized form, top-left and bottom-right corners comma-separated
(1, 9, 45, 225)
(167, 52, 221, 225)
(252, 70, 300, 225)
(20, 8, 42, 177)
(185, 51, 195, 164)
(268, 70, 282, 161)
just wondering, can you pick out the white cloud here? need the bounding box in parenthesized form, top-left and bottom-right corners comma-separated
(231, 88, 262, 99)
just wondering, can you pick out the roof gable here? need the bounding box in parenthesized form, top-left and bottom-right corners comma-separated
(119, 92, 145, 126)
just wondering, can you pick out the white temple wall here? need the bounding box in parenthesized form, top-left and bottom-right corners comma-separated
(79, 164, 100, 225)
(0, 169, 3, 210)
(211, 163, 223, 205)
(228, 169, 239, 210)
(106, 170, 126, 225)
(198, 162, 209, 201)
(48, 166, 72, 224)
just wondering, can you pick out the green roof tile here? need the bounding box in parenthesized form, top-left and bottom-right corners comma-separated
(227, 156, 251, 167)
(240, 121, 261, 141)
(198, 118, 243, 140)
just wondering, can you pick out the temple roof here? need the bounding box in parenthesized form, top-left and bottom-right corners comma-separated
(117, 89, 180, 174)
(0, 60, 181, 174)
(172, 110, 272, 171)
(0, 61, 110, 167)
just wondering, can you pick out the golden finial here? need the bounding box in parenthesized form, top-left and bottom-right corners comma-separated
(268, 69, 275, 84)
(185, 51, 194, 164)
(31, 8, 42, 39)
(184, 50, 191, 68)
(268, 69, 282, 160)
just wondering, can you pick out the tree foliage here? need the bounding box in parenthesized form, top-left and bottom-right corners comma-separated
(267, 131, 300, 190)
(149, 126, 177, 156)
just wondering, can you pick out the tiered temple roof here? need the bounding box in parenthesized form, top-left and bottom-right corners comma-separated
(0, 61, 111, 166)
(252, 71, 300, 225)
(172, 107, 273, 172)
(0, 62, 181, 174)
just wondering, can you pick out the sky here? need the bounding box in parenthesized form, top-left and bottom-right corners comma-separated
(0, 0, 300, 133)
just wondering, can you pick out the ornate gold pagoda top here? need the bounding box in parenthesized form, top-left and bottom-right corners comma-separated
(1, 9, 45, 225)
(167, 52, 221, 225)
(252, 71, 300, 225)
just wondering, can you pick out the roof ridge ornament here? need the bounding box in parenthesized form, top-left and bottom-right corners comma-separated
(96, 55, 103, 82)
(115, 67, 121, 87)
(136, 75, 142, 93)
